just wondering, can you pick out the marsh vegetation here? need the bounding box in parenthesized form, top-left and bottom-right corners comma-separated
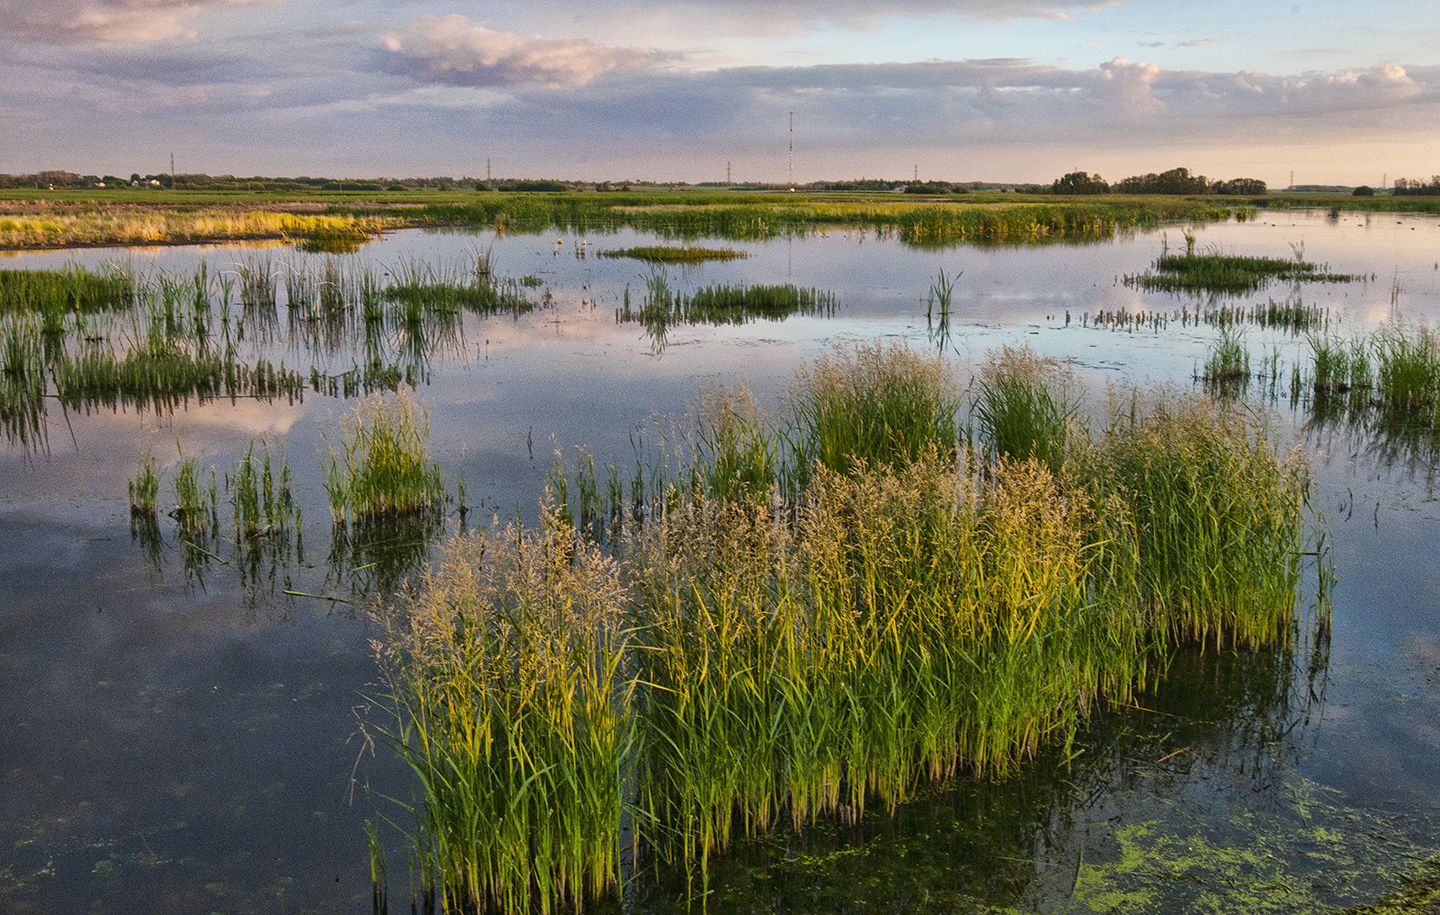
(4, 208, 1438, 915)
(370, 342, 1323, 913)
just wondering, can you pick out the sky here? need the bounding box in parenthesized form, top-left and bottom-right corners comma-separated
(2, 0, 1437, 186)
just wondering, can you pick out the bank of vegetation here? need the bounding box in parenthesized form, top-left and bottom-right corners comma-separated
(366, 342, 1326, 914)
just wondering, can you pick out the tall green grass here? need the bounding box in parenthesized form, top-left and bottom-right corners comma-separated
(322, 391, 446, 524)
(971, 345, 1076, 471)
(0, 264, 135, 315)
(371, 511, 634, 914)
(1124, 251, 1357, 295)
(598, 245, 747, 263)
(786, 342, 961, 489)
(372, 343, 1323, 912)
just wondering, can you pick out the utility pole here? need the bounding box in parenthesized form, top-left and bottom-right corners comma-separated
(487, 158, 491, 183)
(171, 152, 176, 189)
(788, 112, 794, 191)
(727, 161, 731, 185)
(1290, 170, 1295, 189)
(914, 164, 919, 182)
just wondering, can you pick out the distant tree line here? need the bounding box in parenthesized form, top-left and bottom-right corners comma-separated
(1049, 167, 1266, 196)
(1392, 177, 1440, 197)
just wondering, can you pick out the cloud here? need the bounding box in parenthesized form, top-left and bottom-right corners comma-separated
(380, 14, 678, 88)
(1097, 56, 1164, 115)
(0, 0, 271, 44)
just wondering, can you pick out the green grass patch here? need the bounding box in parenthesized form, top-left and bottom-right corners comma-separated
(0, 264, 135, 315)
(598, 244, 748, 263)
(1125, 251, 1357, 295)
(321, 391, 445, 524)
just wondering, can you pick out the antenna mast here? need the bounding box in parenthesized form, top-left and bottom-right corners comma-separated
(788, 112, 794, 190)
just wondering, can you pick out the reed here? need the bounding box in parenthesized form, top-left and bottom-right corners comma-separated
(971, 344, 1077, 471)
(1125, 251, 1357, 295)
(1372, 322, 1440, 411)
(128, 451, 160, 517)
(371, 344, 1321, 910)
(0, 315, 48, 448)
(0, 264, 135, 315)
(322, 390, 446, 524)
(230, 442, 297, 538)
(1087, 388, 1310, 649)
(598, 245, 748, 263)
(784, 341, 960, 489)
(371, 510, 634, 914)
(1201, 325, 1251, 391)
(170, 450, 217, 536)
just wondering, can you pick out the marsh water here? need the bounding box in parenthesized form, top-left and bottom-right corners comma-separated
(2, 210, 1438, 913)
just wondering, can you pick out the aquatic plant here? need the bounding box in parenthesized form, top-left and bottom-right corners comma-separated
(785, 341, 961, 489)
(971, 344, 1076, 472)
(128, 451, 160, 517)
(231, 442, 296, 538)
(1124, 251, 1357, 295)
(1201, 325, 1251, 391)
(598, 244, 748, 263)
(371, 510, 634, 914)
(371, 342, 1322, 910)
(0, 263, 135, 315)
(170, 451, 217, 536)
(322, 390, 445, 524)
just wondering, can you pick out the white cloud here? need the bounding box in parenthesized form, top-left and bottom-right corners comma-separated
(1097, 57, 1164, 115)
(0, 0, 271, 44)
(381, 14, 678, 89)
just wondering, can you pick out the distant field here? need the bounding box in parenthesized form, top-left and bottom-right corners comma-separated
(2, 186, 1436, 250)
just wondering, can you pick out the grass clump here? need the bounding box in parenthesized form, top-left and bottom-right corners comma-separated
(231, 442, 297, 538)
(1125, 249, 1357, 295)
(370, 511, 634, 915)
(371, 344, 1322, 912)
(128, 451, 160, 517)
(786, 341, 961, 489)
(1201, 325, 1251, 392)
(599, 245, 748, 263)
(1089, 388, 1310, 648)
(322, 391, 445, 523)
(971, 345, 1076, 472)
(0, 264, 135, 315)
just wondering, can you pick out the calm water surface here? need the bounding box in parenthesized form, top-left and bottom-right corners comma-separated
(2, 210, 1438, 913)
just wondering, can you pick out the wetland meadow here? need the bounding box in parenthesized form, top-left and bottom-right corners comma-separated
(2, 191, 1439, 914)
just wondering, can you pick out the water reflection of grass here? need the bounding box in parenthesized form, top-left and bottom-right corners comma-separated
(370, 343, 1325, 913)
(0, 254, 543, 449)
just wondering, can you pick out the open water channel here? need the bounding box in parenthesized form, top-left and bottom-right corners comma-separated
(1, 209, 1438, 913)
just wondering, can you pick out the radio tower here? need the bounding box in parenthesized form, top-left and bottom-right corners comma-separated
(788, 112, 794, 191)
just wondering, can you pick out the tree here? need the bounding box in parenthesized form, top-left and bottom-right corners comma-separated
(1115, 167, 1211, 195)
(1051, 171, 1110, 194)
(1212, 178, 1267, 195)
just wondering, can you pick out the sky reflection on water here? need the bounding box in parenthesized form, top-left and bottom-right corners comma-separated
(2, 212, 1438, 913)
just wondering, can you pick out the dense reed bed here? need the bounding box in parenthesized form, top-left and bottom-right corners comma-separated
(371, 343, 1322, 914)
(408, 195, 1240, 246)
(1301, 323, 1440, 467)
(0, 264, 136, 314)
(0, 253, 541, 448)
(0, 209, 390, 250)
(617, 280, 837, 349)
